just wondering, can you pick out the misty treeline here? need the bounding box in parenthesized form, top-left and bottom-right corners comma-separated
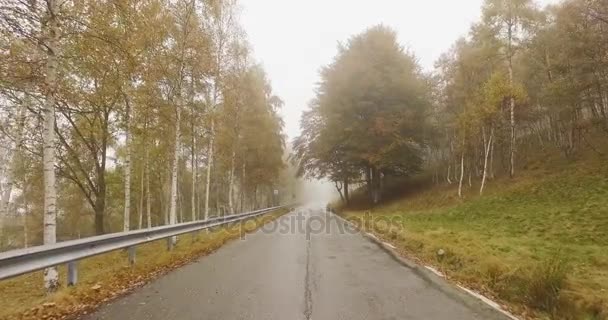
(294, 0, 608, 205)
(0, 0, 286, 265)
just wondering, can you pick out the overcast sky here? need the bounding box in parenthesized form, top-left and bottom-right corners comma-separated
(239, 0, 559, 141)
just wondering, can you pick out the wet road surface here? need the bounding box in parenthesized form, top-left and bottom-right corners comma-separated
(82, 207, 509, 320)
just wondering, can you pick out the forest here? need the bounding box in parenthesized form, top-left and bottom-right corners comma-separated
(0, 0, 288, 289)
(294, 0, 608, 206)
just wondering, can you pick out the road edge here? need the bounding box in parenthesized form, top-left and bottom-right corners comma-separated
(329, 210, 519, 320)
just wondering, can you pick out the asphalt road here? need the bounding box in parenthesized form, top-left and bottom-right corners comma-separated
(82, 206, 509, 320)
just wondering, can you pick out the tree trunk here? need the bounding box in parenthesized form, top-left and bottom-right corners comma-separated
(378, 170, 384, 203)
(179, 188, 184, 223)
(42, 0, 59, 292)
(138, 163, 144, 229)
(334, 181, 345, 202)
(199, 167, 204, 217)
(489, 135, 495, 180)
(94, 181, 106, 235)
(365, 166, 373, 200)
(344, 179, 350, 205)
(146, 147, 151, 228)
(227, 148, 235, 214)
(240, 162, 246, 212)
(139, 118, 149, 229)
(215, 165, 220, 216)
(370, 167, 382, 205)
(191, 143, 196, 222)
(253, 185, 258, 210)
(161, 173, 168, 225)
(458, 149, 465, 198)
(204, 119, 215, 220)
(508, 21, 516, 178)
(169, 107, 181, 243)
(593, 79, 608, 130)
(446, 165, 452, 184)
(93, 110, 111, 235)
(21, 174, 28, 249)
(480, 126, 494, 195)
(191, 113, 197, 222)
(123, 98, 131, 232)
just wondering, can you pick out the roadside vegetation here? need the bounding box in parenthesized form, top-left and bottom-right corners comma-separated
(0, 209, 289, 320)
(340, 149, 607, 319)
(0, 0, 293, 292)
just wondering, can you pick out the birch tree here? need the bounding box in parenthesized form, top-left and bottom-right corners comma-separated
(482, 0, 536, 178)
(0, 0, 287, 254)
(123, 95, 132, 231)
(41, 0, 60, 292)
(163, 0, 213, 231)
(0, 0, 65, 291)
(202, 0, 239, 219)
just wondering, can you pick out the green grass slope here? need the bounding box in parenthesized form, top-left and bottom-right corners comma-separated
(342, 154, 608, 319)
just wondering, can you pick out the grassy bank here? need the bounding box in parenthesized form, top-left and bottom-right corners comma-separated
(341, 155, 608, 319)
(0, 209, 290, 320)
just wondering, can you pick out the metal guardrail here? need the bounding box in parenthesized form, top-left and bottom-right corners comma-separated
(0, 205, 290, 285)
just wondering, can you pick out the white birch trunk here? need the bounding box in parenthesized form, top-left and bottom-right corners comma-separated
(163, 176, 169, 225)
(458, 149, 465, 198)
(42, 0, 59, 292)
(203, 4, 230, 219)
(508, 21, 516, 178)
(446, 165, 452, 184)
(227, 148, 235, 214)
(204, 119, 214, 220)
(480, 127, 494, 195)
(146, 148, 151, 228)
(123, 101, 131, 232)
(241, 162, 246, 212)
(191, 135, 196, 222)
(489, 136, 495, 179)
(138, 164, 144, 229)
(169, 107, 181, 242)
(179, 189, 183, 223)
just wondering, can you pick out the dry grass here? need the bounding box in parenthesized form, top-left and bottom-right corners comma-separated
(0, 209, 289, 320)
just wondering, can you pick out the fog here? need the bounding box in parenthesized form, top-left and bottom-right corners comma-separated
(297, 180, 337, 206)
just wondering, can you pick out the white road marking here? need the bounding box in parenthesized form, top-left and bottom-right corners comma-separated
(366, 233, 378, 240)
(457, 285, 520, 320)
(383, 242, 396, 249)
(424, 266, 445, 278)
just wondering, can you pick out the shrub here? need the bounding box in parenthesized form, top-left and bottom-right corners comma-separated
(526, 256, 570, 315)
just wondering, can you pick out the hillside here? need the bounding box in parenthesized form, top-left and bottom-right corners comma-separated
(340, 148, 608, 320)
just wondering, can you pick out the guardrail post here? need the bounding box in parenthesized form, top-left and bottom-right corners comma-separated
(128, 246, 136, 265)
(166, 237, 173, 251)
(67, 261, 78, 286)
